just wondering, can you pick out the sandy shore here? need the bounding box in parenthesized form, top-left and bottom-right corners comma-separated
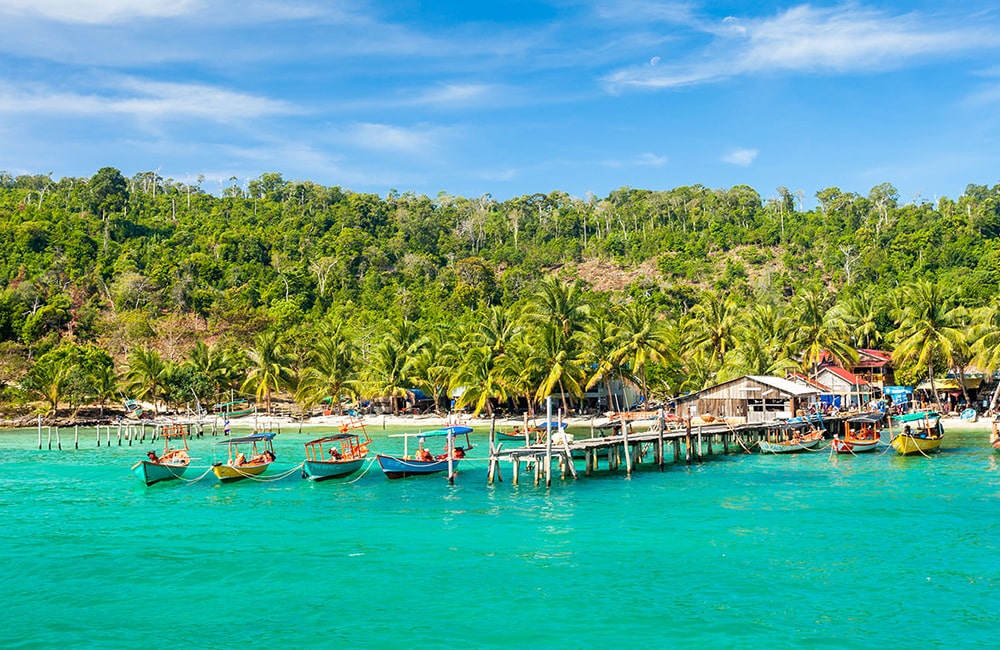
(209, 410, 997, 432)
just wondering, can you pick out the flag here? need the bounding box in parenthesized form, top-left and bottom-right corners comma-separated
(224, 419, 231, 435)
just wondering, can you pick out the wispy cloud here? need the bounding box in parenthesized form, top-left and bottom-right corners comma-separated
(0, 0, 196, 24)
(604, 4, 1000, 91)
(605, 152, 668, 167)
(722, 148, 758, 166)
(342, 122, 456, 155)
(0, 78, 300, 121)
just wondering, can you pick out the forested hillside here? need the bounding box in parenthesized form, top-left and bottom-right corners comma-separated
(2, 167, 999, 420)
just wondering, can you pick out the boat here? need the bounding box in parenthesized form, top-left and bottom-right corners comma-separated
(131, 424, 192, 485)
(759, 418, 824, 454)
(376, 425, 473, 479)
(498, 421, 567, 443)
(302, 419, 372, 481)
(889, 411, 944, 455)
(992, 417, 1000, 450)
(960, 407, 978, 422)
(831, 412, 884, 454)
(211, 432, 276, 482)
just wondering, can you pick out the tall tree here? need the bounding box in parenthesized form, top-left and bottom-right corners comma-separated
(891, 280, 966, 412)
(242, 331, 297, 414)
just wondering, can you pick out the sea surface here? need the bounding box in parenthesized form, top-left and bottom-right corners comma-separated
(1, 423, 998, 649)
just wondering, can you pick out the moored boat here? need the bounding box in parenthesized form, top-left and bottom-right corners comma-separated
(889, 411, 943, 455)
(302, 419, 371, 481)
(831, 412, 884, 454)
(759, 419, 824, 454)
(376, 425, 473, 479)
(131, 424, 192, 486)
(212, 432, 276, 482)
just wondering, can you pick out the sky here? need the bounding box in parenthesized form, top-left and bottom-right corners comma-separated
(1, 0, 1000, 206)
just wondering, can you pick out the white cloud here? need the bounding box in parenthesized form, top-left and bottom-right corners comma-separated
(344, 123, 454, 155)
(604, 152, 668, 168)
(722, 148, 757, 166)
(0, 0, 196, 23)
(0, 78, 300, 121)
(604, 4, 1000, 91)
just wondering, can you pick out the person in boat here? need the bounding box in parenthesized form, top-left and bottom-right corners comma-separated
(147, 450, 159, 463)
(416, 447, 434, 462)
(234, 452, 247, 466)
(263, 450, 275, 462)
(903, 425, 912, 437)
(329, 447, 342, 460)
(453, 446, 466, 459)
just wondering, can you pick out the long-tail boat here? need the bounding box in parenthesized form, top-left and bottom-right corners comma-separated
(303, 419, 371, 481)
(212, 432, 276, 482)
(376, 425, 473, 479)
(889, 411, 943, 455)
(759, 416, 824, 454)
(831, 412, 884, 454)
(131, 424, 192, 485)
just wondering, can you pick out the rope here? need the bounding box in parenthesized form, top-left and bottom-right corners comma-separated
(236, 462, 305, 482)
(345, 457, 376, 484)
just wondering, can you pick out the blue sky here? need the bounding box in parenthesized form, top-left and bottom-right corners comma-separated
(1, 1, 1000, 206)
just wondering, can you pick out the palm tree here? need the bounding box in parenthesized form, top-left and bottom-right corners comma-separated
(611, 302, 674, 403)
(363, 319, 423, 415)
(580, 309, 623, 412)
(125, 347, 169, 414)
(451, 345, 507, 417)
(525, 321, 585, 413)
(683, 290, 740, 372)
(829, 286, 885, 350)
(186, 340, 235, 404)
(970, 300, 1000, 410)
(891, 280, 966, 413)
(409, 324, 460, 414)
(27, 356, 73, 416)
(786, 285, 858, 375)
(530, 277, 589, 339)
(722, 302, 797, 379)
(296, 323, 358, 414)
(242, 331, 297, 414)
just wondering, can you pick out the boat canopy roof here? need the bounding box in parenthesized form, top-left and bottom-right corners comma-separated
(217, 432, 276, 444)
(893, 411, 939, 423)
(533, 421, 566, 429)
(846, 412, 885, 424)
(420, 425, 473, 437)
(771, 420, 817, 432)
(305, 433, 358, 445)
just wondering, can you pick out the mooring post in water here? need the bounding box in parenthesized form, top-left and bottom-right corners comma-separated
(74, 425, 79, 450)
(37, 416, 42, 450)
(106, 425, 111, 447)
(55, 427, 61, 450)
(47, 426, 52, 450)
(685, 410, 693, 466)
(544, 396, 553, 487)
(658, 407, 666, 471)
(512, 457, 520, 485)
(697, 426, 704, 462)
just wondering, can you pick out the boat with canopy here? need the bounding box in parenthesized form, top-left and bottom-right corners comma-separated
(211, 432, 276, 482)
(376, 425, 473, 479)
(131, 424, 192, 485)
(302, 419, 371, 481)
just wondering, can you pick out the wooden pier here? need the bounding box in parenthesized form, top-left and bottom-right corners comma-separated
(486, 413, 847, 487)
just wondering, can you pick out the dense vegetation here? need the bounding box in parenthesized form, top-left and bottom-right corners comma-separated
(2, 167, 1000, 420)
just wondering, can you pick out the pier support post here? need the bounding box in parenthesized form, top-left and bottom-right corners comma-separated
(585, 449, 593, 476)
(55, 427, 61, 450)
(513, 457, 520, 485)
(74, 425, 79, 450)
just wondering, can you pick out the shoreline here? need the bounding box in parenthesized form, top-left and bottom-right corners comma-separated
(3, 411, 992, 432)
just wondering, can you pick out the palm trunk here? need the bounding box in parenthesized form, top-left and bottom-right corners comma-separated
(929, 363, 943, 413)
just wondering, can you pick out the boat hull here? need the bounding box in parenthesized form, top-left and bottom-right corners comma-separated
(133, 460, 189, 486)
(303, 457, 365, 481)
(759, 437, 822, 454)
(891, 434, 943, 456)
(376, 454, 460, 479)
(831, 438, 879, 454)
(212, 462, 271, 483)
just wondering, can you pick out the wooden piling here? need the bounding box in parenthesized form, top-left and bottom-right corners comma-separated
(74, 425, 79, 450)
(37, 416, 42, 450)
(55, 427, 61, 450)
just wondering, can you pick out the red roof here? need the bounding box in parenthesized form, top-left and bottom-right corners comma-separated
(818, 364, 869, 386)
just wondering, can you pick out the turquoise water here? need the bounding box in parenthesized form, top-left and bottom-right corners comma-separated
(2, 425, 998, 649)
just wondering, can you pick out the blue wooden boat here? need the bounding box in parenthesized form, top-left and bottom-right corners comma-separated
(131, 424, 191, 486)
(377, 425, 473, 479)
(302, 420, 371, 481)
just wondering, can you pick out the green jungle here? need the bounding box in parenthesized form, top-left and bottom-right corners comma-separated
(2, 167, 1000, 421)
